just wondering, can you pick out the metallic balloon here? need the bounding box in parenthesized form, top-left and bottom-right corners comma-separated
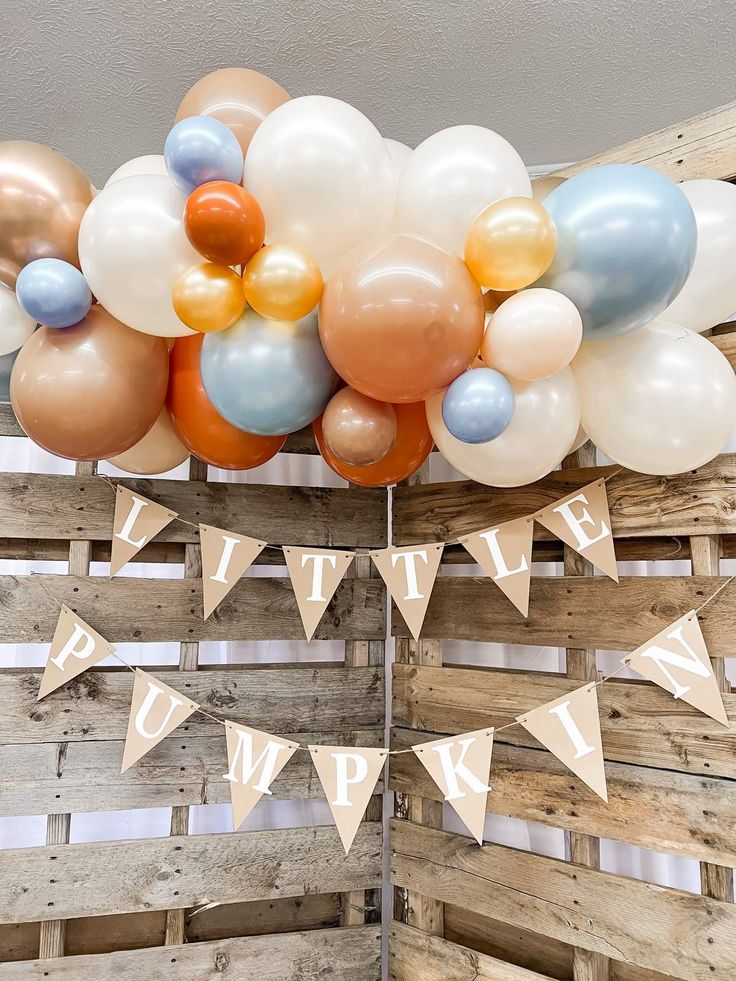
(465, 197, 557, 291)
(164, 116, 243, 195)
(15, 258, 91, 328)
(321, 387, 397, 466)
(243, 244, 323, 321)
(201, 307, 338, 436)
(0, 141, 94, 288)
(537, 164, 697, 339)
(184, 181, 264, 266)
(11, 305, 169, 461)
(0, 285, 36, 355)
(172, 263, 245, 333)
(441, 367, 515, 443)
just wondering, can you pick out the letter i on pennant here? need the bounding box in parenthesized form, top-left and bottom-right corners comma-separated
(370, 543, 444, 641)
(535, 479, 618, 581)
(38, 605, 114, 699)
(121, 668, 199, 772)
(460, 516, 534, 617)
(110, 485, 178, 577)
(223, 723, 299, 830)
(309, 745, 386, 854)
(200, 525, 267, 619)
(284, 546, 355, 641)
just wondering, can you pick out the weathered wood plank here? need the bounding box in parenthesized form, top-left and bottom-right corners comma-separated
(391, 821, 736, 979)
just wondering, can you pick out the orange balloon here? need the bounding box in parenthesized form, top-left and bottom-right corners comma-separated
(173, 263, 245, 333)
(243, 244, 323, 321)
(314, 401, 432, 487)
(167, 334, 285, 469)
(184, 181, 265, 266)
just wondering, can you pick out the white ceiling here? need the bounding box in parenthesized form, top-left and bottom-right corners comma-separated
(1, 1, 734, 186)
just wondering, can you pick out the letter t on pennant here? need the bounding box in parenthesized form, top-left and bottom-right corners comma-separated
(370, 543, 444, 641)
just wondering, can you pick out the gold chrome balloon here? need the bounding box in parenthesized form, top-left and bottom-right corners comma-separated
(173, 263, 245, 333)
(465, 196, 557, 291)
(243, 244, 323, 321)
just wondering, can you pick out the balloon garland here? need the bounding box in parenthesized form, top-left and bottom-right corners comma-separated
(1, 67, 735, 485)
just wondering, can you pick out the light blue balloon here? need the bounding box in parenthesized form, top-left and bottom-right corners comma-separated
(538, 164, 697, 339)
(442, 367, 515, 444)
(201, 308, 338, 436)
(15, 258, 91, 328)
(164, 116, 244, 195)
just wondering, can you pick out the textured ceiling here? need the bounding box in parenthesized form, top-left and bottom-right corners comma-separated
(0, 0, 734, 186)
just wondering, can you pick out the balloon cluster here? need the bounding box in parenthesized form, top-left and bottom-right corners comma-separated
(2, 67, 735, 484)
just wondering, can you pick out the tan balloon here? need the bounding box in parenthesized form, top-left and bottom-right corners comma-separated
(0, 141, 94, 288)
(531, 175, 565, 202)
(482, 289, 583, 381)
(465, 197, 557, 291)
(10, 306, 168, 461)
(107, 407, 189, 475)
(322, 387, 397, 466)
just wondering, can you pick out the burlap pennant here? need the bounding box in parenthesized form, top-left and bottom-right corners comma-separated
(283, 546, 355, 641)
(536, 480, 618, 582)
(223, 722, 299, 830)
(38, 605, 113, 700)
(200, 524, 267, 619)
(370, 543, 444, 641)
(413, 729, 494, 845)
(624, 612, 729, 727)
(309, 745, 386, 854)
(460, 517, 534, 617)
(121, 669, 199, 772)
(110, 485, 178, 577)
(518, 684, 608, 801)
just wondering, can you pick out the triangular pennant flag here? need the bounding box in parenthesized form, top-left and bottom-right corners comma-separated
(536, 480, 619, 582)
(283, 546, 355, 641)
(110, 485, 178, 577)
(121, 668, 199, 772)
(624, 612, 729, 728)
(460, 517, 534, 617)
(309, 745, 386, 854)
(38, 605, 114, 700)
(223, 722, 299, 830)
(200, 524, 267, 619)
(518, 684, 608, 801)
(370, 543, 444, 641)
(413, 728, 494, 845)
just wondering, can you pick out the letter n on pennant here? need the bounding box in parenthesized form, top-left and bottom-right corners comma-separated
(309, 746, 386, 854)
(536, 479, 618, 582)
(223, 722, 299, 830)
(200, 525, 267, 620)
(284, 547, 355, 641)
(110, 486, 178, 577)
(371, 543, 444, 641)
(460, 517, 533, 617)
(38, 605, 113, 699)
(121, 669, 199, 772)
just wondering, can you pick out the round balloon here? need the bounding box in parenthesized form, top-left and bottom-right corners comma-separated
(15, 258, 91, 329)
(319, 233, 484, 403)
(393, 125, 531, 255)
(164, 116, 243, 195)
(176, 67, 290, 155)
(243, 244, 323, 321)
(314, 400, 432, 487)
(427, 369, 580, 487)
(167, 334, 285, 468)
(441, 367, 515, 443)
(78, 175, 200, 337)
(11, 305, 168, 460)
(322, 387, 397, 466)
(384, 138, 412, 175)
(107, 406, 189, 475)
(572, 321, 736, 475)
(184, 181, 264, 266)
(105, 154, 167, 186)
(201, 307, 338, 435)
(0, 285, 36, 355)
(172, 263, 245, 333)
(465, 197, 557, 291)
(537, 164, 697, 339)
(243, 96, 395, 274)
(0, 141, 94, 288)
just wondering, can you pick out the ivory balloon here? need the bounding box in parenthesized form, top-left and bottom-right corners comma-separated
(465, 197, 557, 291)
(572, 321, 736, 475)
(243, 244, 323, 321)
(78, 175, 200, 337)
(322, 387, 397, 466)
(107, 407, 189, 475)
(427, 369, 580, 487)
(568, 423, 590, 454)
(105, 154, 167, 185)
(393, 125, 531, 255)
(482, 289, 583, 381)
(243, 96, 395, 274)
(384, 138, 411, 175)
(172, 263, 245, 333)
(0, 285, 36, 355)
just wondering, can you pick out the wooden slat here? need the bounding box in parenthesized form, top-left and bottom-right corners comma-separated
(391, 820, 736, 979)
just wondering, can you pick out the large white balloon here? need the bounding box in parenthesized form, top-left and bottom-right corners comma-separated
(78, 175, 199, 337)
(660, 180, 736, 332)
(243, 96, 395, 275)
(427, 369, 580, 487)
(105, 154, 168, 186)
(573, 321, 736, 475)
(384, 138, 411, 175)
(394, 125, 531, 255)
(0, 285, 35, 355)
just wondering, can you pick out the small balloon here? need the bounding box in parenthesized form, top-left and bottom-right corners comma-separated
(441, 367, 515, 444)
(15, 258, 91, 329)
(465, 197, 557, 291)
(0, 285, 36, 355)
(105, 154, 167, 186)
(184, 181, 265, 267)
(243, 244, 323, 321)
(164, 116, 243, 195)
(107, 406, 189, 475)
(322, 387, 397, 466)
(172, 263, 245, 333)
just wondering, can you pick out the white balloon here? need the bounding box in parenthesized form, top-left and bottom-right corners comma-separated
(427, 369, 580, 487)
(394, 125, 532, 255)
(384, 138, 411, 175)
(78, 175, 199, 337)
(0, 285, 35, 356)
(243, 96, 395, 275)
(661, 180, 736, 333)
(105, 154, 168, 186)
(573, 321, 736, 475)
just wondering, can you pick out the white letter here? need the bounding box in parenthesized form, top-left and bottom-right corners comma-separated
(301, 553, 337, 602)
(431, 737, 492, 801)
(210, 535, 241, 585)
(548, 700, 594, 759)
(552, 493, 610, 552)
(391, 549, 428, 601)
(115, 495, 149, 549)
(50, 623, 96, 671)
(223, 730, 286, 795)
(639, 623, 710, 699)
(134, 682, 184, 740)
(330, 752, 369, 807)
(477, 528, 528, 581)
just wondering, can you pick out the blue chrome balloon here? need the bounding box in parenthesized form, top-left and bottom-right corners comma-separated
(537, 164, 697, 339)
(164, 116, 244, 195)
(441, 367, 515, 443)
(15, 258, 92, 328)
(201, 307, 338, 436)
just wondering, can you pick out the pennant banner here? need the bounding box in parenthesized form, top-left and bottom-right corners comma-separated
(413, 728, 494, 845)
(110, 486, 178, 577)
(38, 605, 114, 699)
(121, 669, 199, 772)
(460, 517, 534, 617)
(200, 524, 267, 620)
(284, 546, 355, 641)
(309, 745, 386, 854)
(224, 722, 299, 830)
(536, 479, 618, 582)
(371, 543, 444, 641)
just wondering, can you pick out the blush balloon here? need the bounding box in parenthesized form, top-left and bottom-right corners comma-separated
(322, 388, 397, 466)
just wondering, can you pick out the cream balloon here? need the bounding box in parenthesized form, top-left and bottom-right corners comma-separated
(482, 289, 583, 381)
(573, 321, 736, 476)
(78, 175, 199, 337)
(394, 125, 531, 255)
(0, 285, 36, 355)
(427, 369, 580, 487)
(107, 406, 190, 475)
(105, 154, 168, 186)
(384, 138, 411, 175)
(568, 423, 590, 455)
(243, 96, 395, 275)
(660, 180, 736, 333)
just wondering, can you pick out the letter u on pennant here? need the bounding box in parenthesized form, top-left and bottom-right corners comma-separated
(110, 486, 178, 577)
(121, 669, 199, 772)
(38, 605, 114, 699)
(536, 479, 619, 582)
(370, 543, 444, 641)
